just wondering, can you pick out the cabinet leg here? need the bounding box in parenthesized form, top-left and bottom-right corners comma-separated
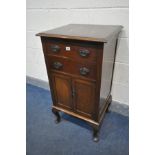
(106, 95, 112, 113)
(93, 128, 99, 142)
(52, 108, 61, 124)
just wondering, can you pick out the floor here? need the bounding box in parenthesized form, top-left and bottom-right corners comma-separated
(26, 84, 129, 155)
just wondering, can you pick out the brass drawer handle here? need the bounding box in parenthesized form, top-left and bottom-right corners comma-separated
(51, 45, 60, 53)
(79, 49, 90, 57)
(52, 62, 63, 69)
(79, 67, 90, 76)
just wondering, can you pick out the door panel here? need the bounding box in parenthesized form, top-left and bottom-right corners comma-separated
(73, 79, 96, 118)
(51, 73, 73, 110)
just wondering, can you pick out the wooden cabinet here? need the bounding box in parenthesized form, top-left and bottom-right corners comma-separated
(36, 24, 122, 142)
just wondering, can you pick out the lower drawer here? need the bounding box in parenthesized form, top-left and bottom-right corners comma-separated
(46, 56, 97, 80)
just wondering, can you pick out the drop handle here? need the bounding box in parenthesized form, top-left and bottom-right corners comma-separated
(79, 49, 90, 57)
(79, 67, 90, 76)
(51, 45, 61, 53)
(52, 62, 63, 69)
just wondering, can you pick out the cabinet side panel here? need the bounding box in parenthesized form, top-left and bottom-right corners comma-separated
(100, 37, 117, 104)
(41, 37, 57, 104)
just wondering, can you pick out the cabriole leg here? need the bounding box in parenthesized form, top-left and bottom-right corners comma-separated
(52, 108, 61, 124)
(93, 128, 99, 142)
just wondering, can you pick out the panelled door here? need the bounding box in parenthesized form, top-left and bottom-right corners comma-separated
(51, 73, 96, 118)
(51, 73, 73, 110)
(72, 79, 96, 118)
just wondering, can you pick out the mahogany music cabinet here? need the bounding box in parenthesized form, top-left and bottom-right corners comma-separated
(36, 24, 122, 142)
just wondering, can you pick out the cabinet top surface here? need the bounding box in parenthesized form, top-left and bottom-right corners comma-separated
(36, 24, 123, 43)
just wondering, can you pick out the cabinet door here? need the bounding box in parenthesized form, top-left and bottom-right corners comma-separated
(51, 73, 73, 110)
(73, 79, 96, 118)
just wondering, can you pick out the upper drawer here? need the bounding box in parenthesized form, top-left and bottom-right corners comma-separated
(43, 39, 102, 63)
(46, 56, 97, 80)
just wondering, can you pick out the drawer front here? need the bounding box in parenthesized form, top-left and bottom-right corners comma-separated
(47, 56, 97, 80)
(45, 40, 98, 62)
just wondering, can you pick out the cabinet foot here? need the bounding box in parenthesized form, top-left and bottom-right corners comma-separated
(52, 108, 61, 124)
(93, 128, 99, 142)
